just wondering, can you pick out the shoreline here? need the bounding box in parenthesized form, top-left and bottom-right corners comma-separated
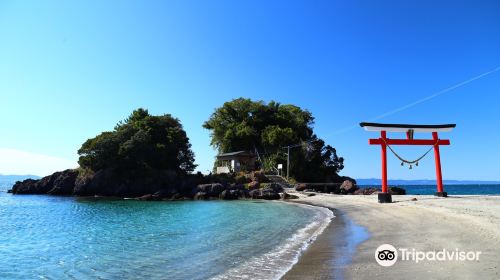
(283, 194, 500, 279)
(282, 204, 369, 280)
(210, 200, 334, 280)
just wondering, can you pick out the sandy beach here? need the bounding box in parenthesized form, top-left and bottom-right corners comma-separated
(284, 194, 500, 279)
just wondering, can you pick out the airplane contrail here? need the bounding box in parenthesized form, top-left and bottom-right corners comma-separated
(328, 66, 500, 136)
(368, 66, 500, 122)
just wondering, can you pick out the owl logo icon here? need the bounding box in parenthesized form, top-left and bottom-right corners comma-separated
(375, 244, 398, 267)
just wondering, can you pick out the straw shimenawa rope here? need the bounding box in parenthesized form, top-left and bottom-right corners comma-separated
(382, 138, 439, 168)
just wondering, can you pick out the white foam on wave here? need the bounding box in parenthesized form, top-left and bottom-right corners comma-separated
(210, 202, 334, 280)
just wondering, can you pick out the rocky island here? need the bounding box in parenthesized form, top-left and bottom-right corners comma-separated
(10, 102, 391, 200)
(10, 167, 292, 200)
(9, 109, 292, 200)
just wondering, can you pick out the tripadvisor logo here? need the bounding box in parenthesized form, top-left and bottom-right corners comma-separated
(375, 244, 482, 267)
(375, 244, 398, 267)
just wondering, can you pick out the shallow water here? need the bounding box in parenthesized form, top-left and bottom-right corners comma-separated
(0, 184, 331, 280)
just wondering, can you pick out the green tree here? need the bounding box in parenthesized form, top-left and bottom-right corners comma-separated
(203, 98, 344, 182)
(291, 138, 344, 182)
(78, 108, 196, 174)
(203, 98, 313, 152)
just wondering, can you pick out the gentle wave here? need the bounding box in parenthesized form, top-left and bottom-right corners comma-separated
(211, 202, 334, 280)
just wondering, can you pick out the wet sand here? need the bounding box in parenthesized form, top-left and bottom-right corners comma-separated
(283, 208, 369, 280)
(283, 194, 500, 279)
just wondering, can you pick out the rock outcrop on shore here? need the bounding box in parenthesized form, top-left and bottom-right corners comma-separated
(10, 170, 406, 199)
(9, 169, 293, 201)
(10, 170, 79, 195)
(294, 178, 358, 194)
(10, 167, 392, 200)
(294, 179, 407, 196)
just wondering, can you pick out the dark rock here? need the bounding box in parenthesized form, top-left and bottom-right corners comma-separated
(282, 192, 299, 199)
(74, 169, 113, 196)
(73, 172, 94, 195)
(261, 183, 283, 193)
(136, 194, 161, 201)
(410, 197, 418, 201)
(295, 184, 307, 191)
(247, 181, 260, 190)
(295, 183, 340, 193)
(261, 190, 280, 200)
(246, 171, 269, 183)
(47, 169, 79, 195)
(171, 193, 183, 200)
(31, 173, 60, 193)
(11, 170, 78, 195)
(90, 169, 122, 196)
(153, 189, 177, 199)
(219, 190, 239, 200)
(134, 194, 166, 201)
(389, 187, 407, 195)
(234, 174, 251, 184)
(75, 168, 187, 197)
(325, 184, 341, 194)
(307, 193, 316, 197)
(340, 180, 359, 194)
(248, 187, 280, 200)
(248, 189, 260, 199)
(194, 192, 209, 200)
(340, 176, 357, 185)
(11, 178, 39, 194)
(231, 183, 246, 190)
(354, 187, 379, 195)
(241, 189, 250, 198)
(197, 183, 225, 197)
(230, 188, 248, 199)
(249, 185, 281, 200)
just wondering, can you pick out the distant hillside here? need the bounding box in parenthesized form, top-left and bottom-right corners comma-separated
(356, 178, 500, 185)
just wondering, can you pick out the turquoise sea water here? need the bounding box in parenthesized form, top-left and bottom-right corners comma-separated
(0, 183, 332, 280)
(404, 184, 500, 195)
(359, 184, 500, 195)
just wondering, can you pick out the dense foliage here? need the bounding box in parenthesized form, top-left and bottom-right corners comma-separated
(78, 109, 196, 174)
(203, 98, 344, 182)
(203, 98, 314, 152)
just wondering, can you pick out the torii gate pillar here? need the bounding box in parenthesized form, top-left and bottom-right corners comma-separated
(361, 123, 456, 203)
(379, 131, 391, 203)
(433, 132, 447, 197)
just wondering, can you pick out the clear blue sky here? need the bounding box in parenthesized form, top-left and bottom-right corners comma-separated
(1, 0, 499, 180)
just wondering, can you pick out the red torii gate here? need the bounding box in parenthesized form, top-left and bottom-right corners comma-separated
(360, 122, 456, 203)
